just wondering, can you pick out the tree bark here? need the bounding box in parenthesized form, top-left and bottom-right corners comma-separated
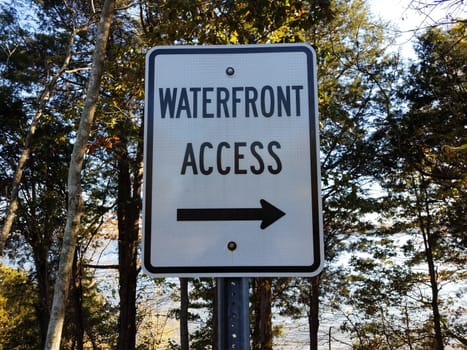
(44, 1, 115, 349)
(32, 242, 51, 349)
(308, 276, 320, 350)
(71, 251, 85, 350)
(422, 225, 444, 350)
(252, 278, 273, 350)
(180, 278, 189, 350)
(213, 280, 219, 350)
(116, 137, 142, 350)
(416, 181, 444, 350)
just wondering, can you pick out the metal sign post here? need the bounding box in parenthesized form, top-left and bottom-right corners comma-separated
(217, 277, 250, 350)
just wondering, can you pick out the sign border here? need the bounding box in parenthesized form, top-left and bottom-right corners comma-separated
(143, 44, 323, 277)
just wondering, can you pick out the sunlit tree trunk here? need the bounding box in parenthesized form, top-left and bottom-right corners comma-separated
(44, 1, 115, 348)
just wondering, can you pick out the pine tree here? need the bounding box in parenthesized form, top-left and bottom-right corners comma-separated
(366, 23, 466, 349)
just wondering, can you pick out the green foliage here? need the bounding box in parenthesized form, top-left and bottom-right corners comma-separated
(330, 233, 435, 349)
(1, 0, 465, 349)
(61, 263, 119, 349)
(377, 23, 466, 266)
(0, 86, 28, 193)
(352, 22, 467, 349)
(141, 0, 333, 45)
(276, 0, 402, 343)
(0, 265, 41, 349)
(1, 1, 121, 348)
(187, 278, 216, 350)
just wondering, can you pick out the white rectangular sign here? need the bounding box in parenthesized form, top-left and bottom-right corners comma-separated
(143, 44, 323, 277)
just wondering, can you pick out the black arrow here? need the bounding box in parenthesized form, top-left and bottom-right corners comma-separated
(177, 199, 286, 229)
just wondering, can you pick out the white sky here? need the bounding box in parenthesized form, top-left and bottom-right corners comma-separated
(368, 0, 466, 58)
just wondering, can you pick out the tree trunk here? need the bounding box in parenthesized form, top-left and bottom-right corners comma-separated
(180, 278, 189, 350)
(33, 244, 51, 349)
(44, 1, 115, 349)
(213, 280, 218, 350)
(71, 251, 85, 350)
(422, 227, 444, 350)
(117, 140, 142, 350)
(308, 276, 320, 350)
(417, 181, 444, 350)
(252, 278, 272, 350)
